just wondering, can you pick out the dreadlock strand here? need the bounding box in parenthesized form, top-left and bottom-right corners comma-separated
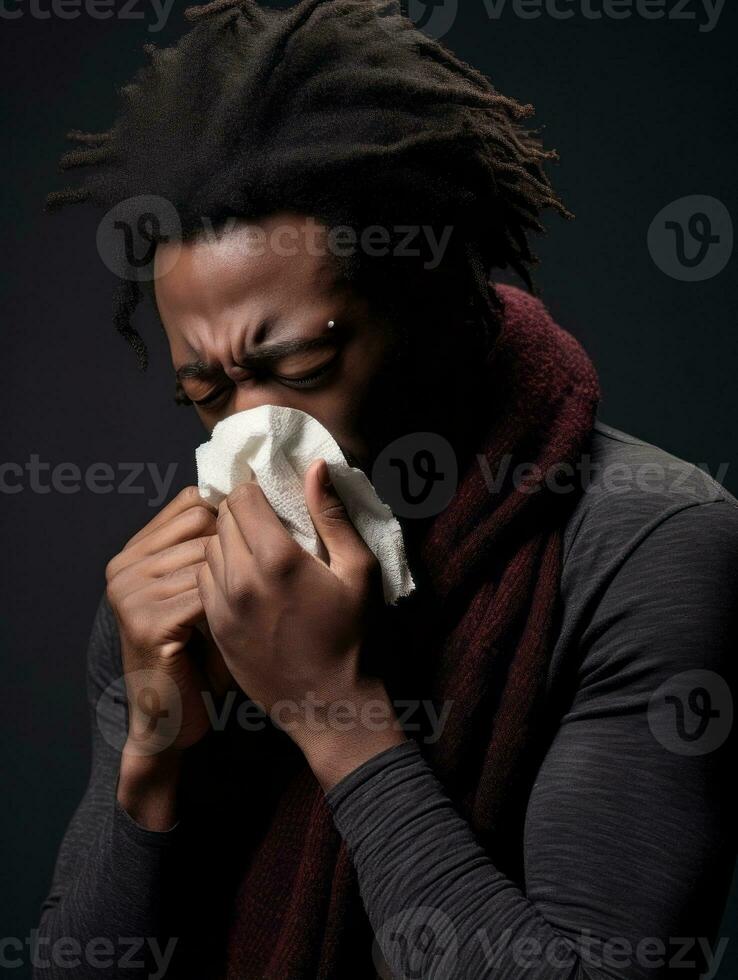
(66, 129, 113, 145)
(47, 0, 570, 365)
(112, 280, 148, 370)
(44, 186, 91, 212)
(59, 145, 116, 171)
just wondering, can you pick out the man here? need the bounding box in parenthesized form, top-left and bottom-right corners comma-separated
(38, 1, 737, 977)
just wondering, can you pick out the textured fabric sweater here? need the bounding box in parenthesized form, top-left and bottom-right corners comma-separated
(34, 422, 738, 979)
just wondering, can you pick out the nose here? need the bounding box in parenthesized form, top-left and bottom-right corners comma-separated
(229, 385, 291, 416)
(199, 383, 297, 435)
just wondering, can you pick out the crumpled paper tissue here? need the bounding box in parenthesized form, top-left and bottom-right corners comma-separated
(195, 405, 415, 605)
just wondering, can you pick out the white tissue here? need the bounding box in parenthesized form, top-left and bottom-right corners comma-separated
(195, 405, 415, 605)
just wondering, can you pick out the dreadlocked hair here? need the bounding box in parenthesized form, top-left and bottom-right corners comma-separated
(46, 0, 571, 371)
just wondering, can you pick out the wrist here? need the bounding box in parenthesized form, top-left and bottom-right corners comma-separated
(117, 741, 184, 831)
(295, 680, 408, 792)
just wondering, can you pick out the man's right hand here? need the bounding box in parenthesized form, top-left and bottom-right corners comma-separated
(105, 487, 219, 827)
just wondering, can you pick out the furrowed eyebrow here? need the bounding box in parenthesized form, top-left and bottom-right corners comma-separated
(174, 334, 341, 382)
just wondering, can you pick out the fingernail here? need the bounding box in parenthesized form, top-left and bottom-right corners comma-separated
(319, 459, 333, 488)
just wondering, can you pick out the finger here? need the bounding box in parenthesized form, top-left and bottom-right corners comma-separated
(109, 539, 210, 602)
(126, 486, 217, 549)
(114, 561, 203, 612)
(203, 532, 227, 594)
(146, 537, 210, 578)
(225, 482, 296, 567)
(152, 563, 203, 600)
(112, 506, 217, 576)
(196, 561, 216, 613)
(157, 587, 207, 647)
(217, 500, 257, 590)
(304, 459, 373, 587)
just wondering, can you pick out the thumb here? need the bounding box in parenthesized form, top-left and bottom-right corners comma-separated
(304, 458, 367, 580)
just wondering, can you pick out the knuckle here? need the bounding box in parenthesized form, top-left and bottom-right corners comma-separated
(262, 545, 299, 579)
(320, 502, 349, 527)
(196, 565, 213, 604)
(230, 582, 254, 607)
(228, 482, 259, 507)
(181, 506, 213, 537)
(221, 562, 254, 603)
(179, 485, 203, 503)
(225, 571, 251, 604)
(105, 555, 121, 584)
(160, 564, 185, 587)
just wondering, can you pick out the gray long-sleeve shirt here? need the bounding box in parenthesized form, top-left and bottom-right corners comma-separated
(34, 422, 738, 979)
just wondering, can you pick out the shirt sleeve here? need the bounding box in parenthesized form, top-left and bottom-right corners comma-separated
(326, 500, 738, 980)
(33, 592, 187, 979)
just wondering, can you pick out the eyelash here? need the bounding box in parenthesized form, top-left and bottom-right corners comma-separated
(277, 362, 335, 388)
(192, 360, 335, 407)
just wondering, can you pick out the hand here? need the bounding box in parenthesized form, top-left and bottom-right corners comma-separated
(197, 459, 406, 785)
(106, 486, 224, 760)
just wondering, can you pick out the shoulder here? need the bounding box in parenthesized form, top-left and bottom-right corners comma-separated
(562, 419, 738, 574)
(550, 422, 738, 690)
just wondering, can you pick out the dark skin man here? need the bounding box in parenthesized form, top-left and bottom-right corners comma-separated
(109, 213, 420, 830)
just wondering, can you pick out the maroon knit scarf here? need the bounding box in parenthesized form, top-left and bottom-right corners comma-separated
(223, 284, 600, 979)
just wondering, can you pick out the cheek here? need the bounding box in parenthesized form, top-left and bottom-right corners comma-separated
(313, 342, 397, 460)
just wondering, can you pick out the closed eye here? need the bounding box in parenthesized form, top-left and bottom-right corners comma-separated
(193, 386, 233, 407)
(275, 358, 337, 389)
(190, 357, 338, 407)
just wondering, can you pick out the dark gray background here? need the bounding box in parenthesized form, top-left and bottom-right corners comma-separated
(1, 0, 735, 975)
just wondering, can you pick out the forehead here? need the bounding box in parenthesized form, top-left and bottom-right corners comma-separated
(153, 213, 340, 332)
